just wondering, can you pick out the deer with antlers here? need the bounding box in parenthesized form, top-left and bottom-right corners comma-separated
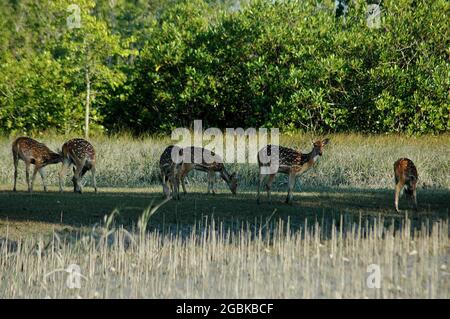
(394, 158, 418, 212)
(12, 137, 62, 192)
(59, 138, 97, 193)
(257, 138, 330, 204)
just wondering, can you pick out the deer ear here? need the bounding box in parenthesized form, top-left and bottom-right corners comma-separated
(322, 138, 330, 145)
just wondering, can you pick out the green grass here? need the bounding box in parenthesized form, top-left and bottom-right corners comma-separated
(1, 133, 449, 189)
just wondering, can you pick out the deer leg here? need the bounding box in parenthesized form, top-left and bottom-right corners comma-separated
(30, 165, 40, 193)
(181, 173, 187, 195)
(180, 164, 194, 195)
(206, 171, 212, 194)
(165, 168, 175, 199)
(13, 154, 19, 192)
(39, 167, 47, 192)
(174, 165, 182, 199)
(211, 171, 216, 195)
(412, 190, 418, 211)
(176, 164, 188, 196)
(175, 176, 180, 200)
(59, 159, 71, 192)
(163, 179, 170, 198)
(91, 166, 97, 194)
(169, 177, 174, 194)
(411, 181, 418, 211)
(265, 173, 276, 204)
(285, 173, 296, 204)
(257, 171, 264, 204)
(73, 168, 82, 193)
(394, 182, 403, 213)
(170, 173, 179, 200)
(161, 171, 170, 198)
(25, 162, 31, 192)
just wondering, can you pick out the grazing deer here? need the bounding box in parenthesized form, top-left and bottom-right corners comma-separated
(59, 138, 97, 193)
(394, 158, 418, 212)
(177, 146, 237, 196)
(159, 145, 182, 199)
(257, 138, 330, 204)
(12, 137, 62, 192)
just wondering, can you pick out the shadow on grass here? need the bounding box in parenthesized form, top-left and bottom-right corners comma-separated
(0, 185, 448, 240)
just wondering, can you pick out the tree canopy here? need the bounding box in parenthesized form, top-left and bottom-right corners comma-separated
(0, 0, 448, 135)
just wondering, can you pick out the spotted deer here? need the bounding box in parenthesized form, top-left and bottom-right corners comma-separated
(160, 146, 238, 198)
(394, 158, 418, 212)
(12, 137, 62, 192)
(178, 146, 238, 196)
(257, 138, 330, 204)
(159, 145, 182, 199)
(59, 138, 97, 193)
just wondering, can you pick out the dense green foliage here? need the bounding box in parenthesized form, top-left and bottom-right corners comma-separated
(0, 0, 448, 135)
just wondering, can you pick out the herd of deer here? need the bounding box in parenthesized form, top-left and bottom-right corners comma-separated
(12, 137, 96, 195)
(11, 136, 418, 212)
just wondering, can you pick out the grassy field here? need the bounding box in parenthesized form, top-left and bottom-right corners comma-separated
(1, 133, 449, 189)
(0, 133, 449, 298)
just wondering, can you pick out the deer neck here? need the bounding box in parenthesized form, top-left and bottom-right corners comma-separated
(301, 149, 320, 169)
(311, 151, 320, 164)
(45, 152, 63, 165)
(220, 167, 234, 187)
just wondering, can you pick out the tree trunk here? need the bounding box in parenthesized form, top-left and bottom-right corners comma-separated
(85, 67, 90, 139)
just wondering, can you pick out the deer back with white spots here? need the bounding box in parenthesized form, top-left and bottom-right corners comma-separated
(257, 138, 330, 204)
(12, 137, 62, 192)
(178, 146, 238, 196)
(59, 138, 97, 193)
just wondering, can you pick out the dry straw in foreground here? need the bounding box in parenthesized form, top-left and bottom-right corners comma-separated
(0, 213, 448, 299)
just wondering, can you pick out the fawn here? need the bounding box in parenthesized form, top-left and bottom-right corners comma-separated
(257, 138, 330, 204)
(59, 138, 97, 193)
(159, 145, 182, 199)
(12, 137, 62, 192)
(394, 158, 418, 212)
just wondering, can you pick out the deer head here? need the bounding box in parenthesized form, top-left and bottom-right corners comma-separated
(311, 138, 330, 157)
